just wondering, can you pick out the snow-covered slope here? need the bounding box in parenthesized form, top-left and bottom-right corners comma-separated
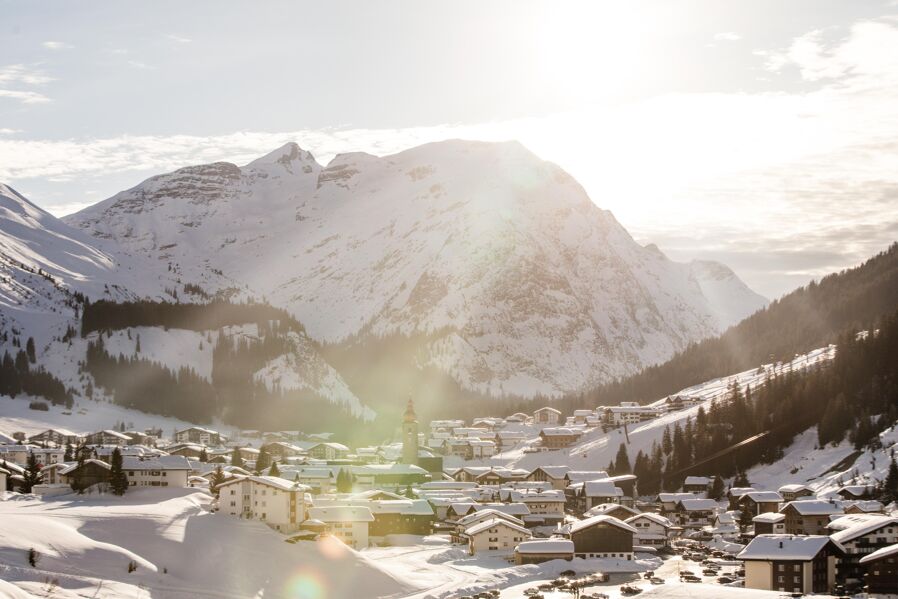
(64, 140, 767, 397)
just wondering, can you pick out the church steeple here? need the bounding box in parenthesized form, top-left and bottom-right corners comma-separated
(401, 397, 419, 465)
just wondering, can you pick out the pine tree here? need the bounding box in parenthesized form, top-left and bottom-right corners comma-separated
(614, 443, 631, 474)
(268, 461, 280, 477)
(662, 426, 673, 456)
(21, 452, 42, 493)
(209, 466, 227, 497)
(199, 447, 208, 463)
(733, 470, 750, 487)
(231, 448, 244, 469)
(738, 508, 754, 534)
(709, 475, 725, 500)
(109, 447, 128, 496)
(25, 337, 36, 364)
(255, 447, 271, 473)
(64, 443, 74, 462)
(336, 468, 352, 493)
(404, 484, 415, 499)
(883, 455, 898, 501)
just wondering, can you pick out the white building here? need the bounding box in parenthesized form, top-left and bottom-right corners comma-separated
(218, 475, 312, 534)
(625, 512, 672, 548)
(462, 517, 531, 555)
(533, 407, 562, 426)
(307, 505, 375, 549)
(122, 456, 192, 488)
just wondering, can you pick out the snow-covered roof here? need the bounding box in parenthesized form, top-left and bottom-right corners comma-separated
(584, 503, 640, 518)
(859, 542, 898, 564)
(777, 484, 810, 493)
(581, 480, 623, 497)
(539, 427, 580, 437)
(658, 492, 696, 502)
(753, 512, 785, 523)
(677, 498, 717, 511)
(465, 517, 530, 536)
(838, 484, 873, 497)
(845, 499, 884, 513)
(781, 499, 843, 516)
(515, 539, 574, 554)
(830, 516, 898, 544)
(457, 509, 525, 528)
(625, 513, 672, 528)
(60, 459, 110, 474)
(569, 515, 637, 535)
(121, 455, 192, 471)
(533, 407, 562, 415)
(351, 464, 427, 475)
(92, 429, 132, 440)
(727, 486, 756, 496)
(743, 491, 783, 503)
(684, 476, 712, 485)
(530, 465, 570, 479)
(565, 470, 609, 483)
(308, 506, 374, 523)
(737, 535, 843, 561)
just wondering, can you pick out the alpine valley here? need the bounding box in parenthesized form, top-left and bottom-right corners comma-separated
(1, 140, 767, 435)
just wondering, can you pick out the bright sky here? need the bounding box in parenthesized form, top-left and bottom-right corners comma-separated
(1, 0, 897, 298)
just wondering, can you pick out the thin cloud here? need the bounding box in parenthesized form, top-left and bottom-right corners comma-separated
(714, 32, 741, 42)
(42, 41, 73, 50)
(0, 64, 54, 86)
(0, 89, 50, 104)
(164, 34, 192, 44)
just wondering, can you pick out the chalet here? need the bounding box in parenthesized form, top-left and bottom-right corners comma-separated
(505, 413, 530, 424)
(600, 403, 663, 426)
(708, 511, 739, 536)
(289, 467, 334, 494)
(512, 490, 566, 525)
(565, 470, 610, 487)
(829, 515, 898, 586)
(345, 499, 435, 537)
(123, 431, 155, 446)
(752, 512, 786, 535)
(565, 515, 636, 560)
(166, 444, 207, 459)
(27, 447, 66, 467)
(657, 492, 697, 514)
(84, 430, 132, 446)
(496, 430, 528, 449)
(780, 500, 844, 535)
(526, 466, 570, 490)
(571, 409, 594, 425)
(538, 427, 581, 450)
(738, 491, 783, 516)
(262, 442, 307, 461)
(859, 543, 898, 596)
(607, 474, 638, 504)
(308, 442, 350, 461)
(844, 500, 886, 514)
(219, 475, 311, 533)
(672, 498, 717, 529)
(837, 484, 876, 501)
(737, 534, 844, 594)
(533, 407, 562, 426)
(444, 439, 473, 460)
(452, 509, 526, 542)
(469, 439, 496, 459)
(682, 476, 712, 495)
(307, 505, 374, 549)
(727, 486, 758, 510)
(174, 427, 223, 446)
(514, 539, 574, 565)
(777, 484, 814, 502)
(121, 456, 192, 487)
(625, 513, 672, 548)
(462, 518, 531, 555)
(567, 479, 624, 513)
(235, 447, 260, 462)
(28, 428, 81, 447)
(59, 459, 113, 488)
(349, 463, 429, 490)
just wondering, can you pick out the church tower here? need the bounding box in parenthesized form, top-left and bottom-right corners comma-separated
(401, 398, 419, 465)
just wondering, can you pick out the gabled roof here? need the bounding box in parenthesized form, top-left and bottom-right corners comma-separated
(584, 503, 639, 518)
(727, 487, 757, 497)
(533, 407, 562, 415)
(464, 517, 531, 536)
(743, 491, 783, 503)
(308, 506, 374, 523)
(658, 492, 697, 502)
(777, 484, 810, 493)
(530, 465, 570, 479)
(684, 476, 712, 486)
(91, 430, 132, 440)
(859, 542, 898, 564)
(566, 470, 609, 483)
(60, 458, 110, 474)
(781, 500, 843, 516)
(515, 539, 574, 554)
(568, 514, 637, 535)
(457, 509, 525, 528)
(677, 498, 717, 511)
(625, 512, 672, 528)
(753, 512, 785, 524)
(830, 516, 898, 544)
(737, 535, 844, 561)
(121, 455, 192, 471)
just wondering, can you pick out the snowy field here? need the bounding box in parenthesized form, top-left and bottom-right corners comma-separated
(0, 488, 411, 599)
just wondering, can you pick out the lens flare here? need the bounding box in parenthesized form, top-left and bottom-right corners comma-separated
(285, 569, 327, 599)
(317, 533, 350, 560)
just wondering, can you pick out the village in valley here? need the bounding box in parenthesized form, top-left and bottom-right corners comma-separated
(2, 344, 897, 599)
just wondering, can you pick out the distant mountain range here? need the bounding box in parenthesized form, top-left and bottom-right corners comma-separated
(1, 140, 767, 423)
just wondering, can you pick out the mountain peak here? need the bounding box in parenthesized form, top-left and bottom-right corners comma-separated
(248, 142, 317, 169)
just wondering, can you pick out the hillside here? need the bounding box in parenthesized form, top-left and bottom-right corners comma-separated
(557, 242, 898, 411)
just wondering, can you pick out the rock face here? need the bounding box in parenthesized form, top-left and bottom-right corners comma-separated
(61, 139, 766, 398)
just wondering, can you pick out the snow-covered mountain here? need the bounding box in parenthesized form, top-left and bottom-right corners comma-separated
(63, 140, 767, 398)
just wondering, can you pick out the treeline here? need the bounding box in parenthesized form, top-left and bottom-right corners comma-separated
(0, 349, 72, 407)
(80, 299, 306, 336)
(85, 336, 216, 423)
(555, 242, 898, 411)
(630, 307, 898, 495)
(82, 316, 369, 438)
